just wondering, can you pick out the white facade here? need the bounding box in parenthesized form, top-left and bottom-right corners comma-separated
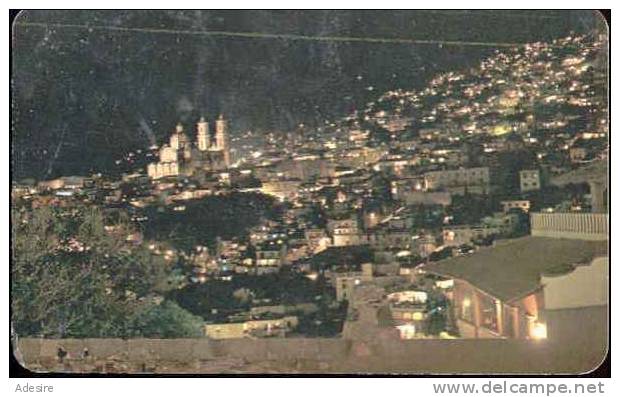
(501, 200, 531, 213)
(519, 169, 540, 192)
(328, 218, 364, 247)
(214, 115, 230, 166)
(196, 117, 210, 151)
(160, 145, 178, 163)
(541, 257, 608, 311)
(147, 162, 180, 180)
(147, 116, 231, 180)
(423, 167, 490, 194)
(442, 225, 500, 246)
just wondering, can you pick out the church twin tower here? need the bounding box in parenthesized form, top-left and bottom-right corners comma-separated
(147, 115, 230, 180)
(196, 115, 230, 164)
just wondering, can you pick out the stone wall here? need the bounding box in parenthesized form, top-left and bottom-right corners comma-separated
(14, 333, 607, 374)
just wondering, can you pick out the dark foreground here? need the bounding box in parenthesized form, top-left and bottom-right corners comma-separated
(14, 308, 607, 375)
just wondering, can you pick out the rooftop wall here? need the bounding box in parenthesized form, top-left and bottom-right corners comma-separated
(530, 212, 608, 241)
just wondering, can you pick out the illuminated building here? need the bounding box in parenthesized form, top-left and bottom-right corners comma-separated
(423, 167, 490, 195)
(388, 290, 429, 338)
(204, 315, 299, 339)
(327, 218, 363, 247)
(519, 169, 541, 192)
(426, 213, 607, 340)
(442, 225, 500, 247)
(259, 179, 302, 202)
(501, 200, 531, 213)
(147, 115, 231, 179)
(254, 239, 287, 273)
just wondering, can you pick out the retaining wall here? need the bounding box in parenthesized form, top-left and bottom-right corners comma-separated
(14, 333, 607, 374)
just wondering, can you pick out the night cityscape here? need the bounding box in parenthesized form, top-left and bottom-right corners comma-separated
(11, 10, 609, 375)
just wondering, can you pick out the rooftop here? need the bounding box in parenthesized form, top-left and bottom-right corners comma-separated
(424, 236, 607, 302)
(551, 160, 607, 185)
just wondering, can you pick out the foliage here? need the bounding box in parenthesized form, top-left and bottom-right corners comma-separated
(492, 149, 538, 195)
(167, 269, 330, 321)
(409, 204, 445, 230)
(295, 302, 348, 337)
(425, 292, 448, 336)
(506, 208, 531, 237)
(428, 247, 453, 262)
(126, 300, 204, 338)
(446, 194, 496, 225)
(142, 192, 282, 252)
(425, 311, 447, 336)
(11, 205, 198, 338)
(308, 245, 373, 271)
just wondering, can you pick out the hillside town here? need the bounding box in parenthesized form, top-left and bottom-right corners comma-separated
(12, 30, 608, 352)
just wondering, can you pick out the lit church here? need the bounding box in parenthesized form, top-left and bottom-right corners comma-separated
(147, 115, 231, 179)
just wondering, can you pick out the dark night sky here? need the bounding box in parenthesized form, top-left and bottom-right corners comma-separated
(11, 10, 605, 179)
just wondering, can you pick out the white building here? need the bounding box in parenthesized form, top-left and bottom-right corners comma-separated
(442, 225, 500, 247)
(147, 115, 230, 180)
(423, 167, 490, 195)
(501, 200, 531, 213)
(519, 169, 541, 192)
(328, 218, 364, 247)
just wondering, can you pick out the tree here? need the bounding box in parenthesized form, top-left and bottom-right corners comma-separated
(506, 208, 531, 237)
(426, 311, 446, 336)
(142, 191, 282, 252)
(11, 205, 195, 338)
(493, 149, 538, 195)
(447, 194, 496, 225)
(425, 292, 448, 336)
(126, 301, 204, 338)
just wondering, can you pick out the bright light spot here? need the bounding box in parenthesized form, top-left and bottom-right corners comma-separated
(396, 324, 416, 339)
(531, 322, 548, 340)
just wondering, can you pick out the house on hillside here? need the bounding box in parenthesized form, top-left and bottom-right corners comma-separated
(424, 213, 607, 340)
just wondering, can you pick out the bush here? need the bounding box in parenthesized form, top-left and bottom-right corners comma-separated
(127, 301, 204, 338)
